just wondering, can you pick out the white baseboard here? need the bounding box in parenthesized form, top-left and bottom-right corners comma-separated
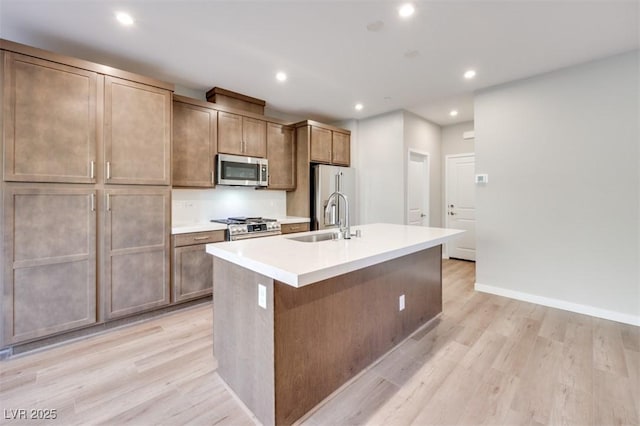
(475, 282, 640, 326)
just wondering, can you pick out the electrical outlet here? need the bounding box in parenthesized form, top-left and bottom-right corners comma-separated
(258, 284, 267, 309)
(399, 294, 405, 311)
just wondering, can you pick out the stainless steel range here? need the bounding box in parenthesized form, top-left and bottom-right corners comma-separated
(210, 217, 281, 241)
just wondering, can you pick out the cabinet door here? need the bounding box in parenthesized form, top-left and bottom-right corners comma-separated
(309, 126, 332, 164)
(3, 186, 97, 345)
(172, 101, 217, 187)
(104, 77, 171, 185)
(266, 123, 295, 190)
(242, 117, 267, 158)
(280, 222, 310, 234)
(217, 111, 243, 155)
(104, 187, 170, 319)
(332, 131, 350, 166)
(3, 53, 97, 183)
(172, 244, 213, 303)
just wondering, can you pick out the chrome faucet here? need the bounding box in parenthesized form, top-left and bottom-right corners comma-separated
(325, 191, 351, 239)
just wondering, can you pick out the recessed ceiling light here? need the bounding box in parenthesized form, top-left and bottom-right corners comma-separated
(464, 69, 477, 79)
(276, 72, 287, 82)
(449, 110, 459, 117)
(115, 12, 134, 26)
(399, 4, 415, 18)
(355, 103, 364, 111)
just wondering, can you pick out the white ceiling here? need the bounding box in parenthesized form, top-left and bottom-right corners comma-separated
(1, 0, 638, 125)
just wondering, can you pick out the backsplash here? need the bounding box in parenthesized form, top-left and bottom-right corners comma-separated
(172, 187, 287, 224)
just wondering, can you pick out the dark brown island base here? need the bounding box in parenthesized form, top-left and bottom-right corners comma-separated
(207, 223, 463, 425)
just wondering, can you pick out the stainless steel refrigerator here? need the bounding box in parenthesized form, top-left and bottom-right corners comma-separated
(311, 165, 357, 231)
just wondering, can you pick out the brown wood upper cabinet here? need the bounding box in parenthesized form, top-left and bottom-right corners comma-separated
(310, 126, 332, 164)
(2, 52, 98, 184)
(104, 76, 172, 185)
(218, 111, 266, 158)
(266, 123, 295, 190)
(331, 131, 350, 166)
(172, 100, 217, 187)
(308, 124, 351, 166)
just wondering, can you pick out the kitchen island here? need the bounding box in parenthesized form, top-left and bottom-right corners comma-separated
(206, 223, 463, 425)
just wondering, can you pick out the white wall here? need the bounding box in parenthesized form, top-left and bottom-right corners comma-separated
(355, 111, 404, 224)
(441, 121, 475, 158)
(173, 187, 287, 224)
(174, 84, 206, 101)
(475, 50, 640, 325)
(403, 111, 443, 227)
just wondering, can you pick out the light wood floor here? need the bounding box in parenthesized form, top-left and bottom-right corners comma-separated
(1, 260, 638, 425)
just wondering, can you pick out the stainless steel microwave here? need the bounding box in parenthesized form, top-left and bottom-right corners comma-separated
(217, 154, 268, 187)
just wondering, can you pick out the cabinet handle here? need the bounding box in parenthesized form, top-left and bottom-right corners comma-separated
(106, 161, 111, 180)
(90, 193, 95, 212)
(90, 161, 95, 179)
(106, 194, 111, 211)
(193, 236, 210, 241)
(211, 170, 215, 185)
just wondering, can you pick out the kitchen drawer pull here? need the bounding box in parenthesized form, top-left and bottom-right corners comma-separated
(193, 236, 211, 241)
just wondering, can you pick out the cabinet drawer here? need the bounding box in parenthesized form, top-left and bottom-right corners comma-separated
(280, 223, 310, 234)
(174, 230, 226, 247)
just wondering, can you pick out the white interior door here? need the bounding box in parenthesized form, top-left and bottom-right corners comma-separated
(407, 151, 429, 226)
(446, 154, 476, 260)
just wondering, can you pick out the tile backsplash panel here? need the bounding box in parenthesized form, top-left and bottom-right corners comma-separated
(172, 187, 287, 224)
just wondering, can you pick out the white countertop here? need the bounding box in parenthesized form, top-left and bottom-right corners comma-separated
(206, 223, 464, 287)
(172, 216, 310, 235)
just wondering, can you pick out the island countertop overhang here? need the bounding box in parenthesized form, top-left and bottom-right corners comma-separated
(206, 223, 464, 287)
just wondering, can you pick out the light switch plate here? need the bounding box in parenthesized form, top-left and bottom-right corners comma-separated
(475, 174, 489, 184)
(258, 284, 267, 309)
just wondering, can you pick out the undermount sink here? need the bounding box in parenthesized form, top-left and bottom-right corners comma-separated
(287, 232, 338, 243)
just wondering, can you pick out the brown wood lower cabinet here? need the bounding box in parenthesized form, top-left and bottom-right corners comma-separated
(103, 187, 171, 319)
(171, 230, 225, 303)
(2, 185, 97, 345)
(280, 222, 310, 234)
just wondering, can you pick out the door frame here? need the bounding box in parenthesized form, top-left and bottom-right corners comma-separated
(406, 149, 430, 226)
(444, 152, 475, 259)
